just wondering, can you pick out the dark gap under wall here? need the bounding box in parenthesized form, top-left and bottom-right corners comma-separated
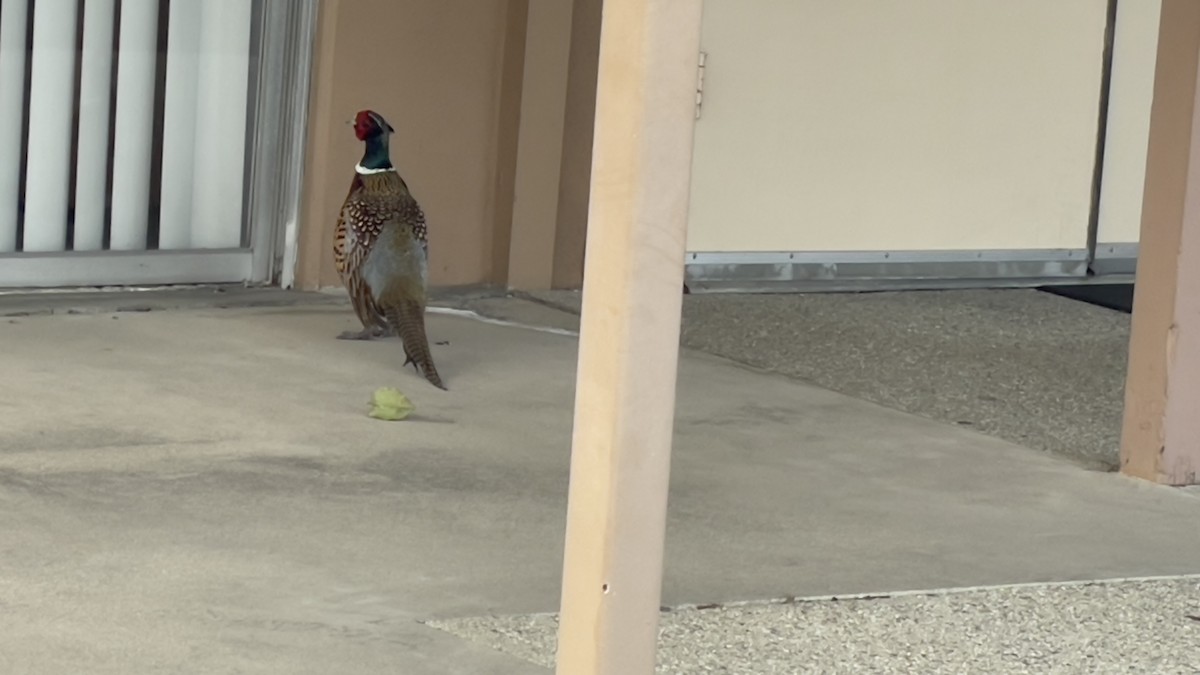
(1038, 283, 1134, 314)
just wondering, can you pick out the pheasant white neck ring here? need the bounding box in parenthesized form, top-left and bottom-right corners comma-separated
(355, 164, 397, 175)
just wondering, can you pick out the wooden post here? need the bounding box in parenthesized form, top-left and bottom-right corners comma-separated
(1120, 0, 1200, 486)
(554, 1, 703, 673)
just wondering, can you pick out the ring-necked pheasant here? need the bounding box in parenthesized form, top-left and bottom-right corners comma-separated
(333, 109, 446, 390)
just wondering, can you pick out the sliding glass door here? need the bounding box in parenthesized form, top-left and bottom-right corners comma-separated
(0, 0, 316, 288)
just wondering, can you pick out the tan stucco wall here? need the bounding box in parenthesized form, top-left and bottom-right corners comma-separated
(506, 0, 575, 290)
(500, 0, 600, 291)
(296, 0, 526, 290)
(1120, 0, 1200, 482)
(550, 0, 602, 289)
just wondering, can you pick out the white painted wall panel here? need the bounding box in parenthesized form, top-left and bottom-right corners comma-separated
(1096, 0, 1162, 247)
(688, 0, 1110, 254)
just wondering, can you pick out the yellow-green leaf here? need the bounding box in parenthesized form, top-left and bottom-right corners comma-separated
(369, 387, 415, 421)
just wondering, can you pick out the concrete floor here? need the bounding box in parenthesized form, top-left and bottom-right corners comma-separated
(1, 292, 1196, 673)
(527, 288, 1132, 470)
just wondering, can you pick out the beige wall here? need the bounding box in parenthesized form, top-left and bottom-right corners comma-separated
(1097, 0, 1163, 246)
(296, 0, 1147, 291)
(500, 0, 601, 291)
(296, 0, 596, 291)
(296, 0, 526, 290)
(686, 0, 1110, 253)
(506, 0, 575, 290)
(550, 0, 602, 289)
(486, 1, 531, 287)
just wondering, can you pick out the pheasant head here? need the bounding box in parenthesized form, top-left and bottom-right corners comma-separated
(352, 110, 395, 173)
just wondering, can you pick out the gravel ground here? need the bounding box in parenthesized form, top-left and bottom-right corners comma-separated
(428, 577, 1200, 674)
(524, 288, 1131, 471)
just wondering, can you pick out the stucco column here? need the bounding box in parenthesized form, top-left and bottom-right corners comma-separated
(1120, 0, 1200, 486)
(554, 1, 703, 673)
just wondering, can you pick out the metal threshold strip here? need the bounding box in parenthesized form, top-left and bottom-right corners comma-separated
(0, 249, 254, 289)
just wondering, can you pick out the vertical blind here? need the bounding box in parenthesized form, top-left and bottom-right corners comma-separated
(0, 0, 256, 254)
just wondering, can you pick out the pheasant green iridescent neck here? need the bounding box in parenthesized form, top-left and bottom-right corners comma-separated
(357, 135, 394, 173)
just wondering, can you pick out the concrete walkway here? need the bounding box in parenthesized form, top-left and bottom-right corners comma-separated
(525, 288, 1135, 471)
(1, 294, 1198, 673)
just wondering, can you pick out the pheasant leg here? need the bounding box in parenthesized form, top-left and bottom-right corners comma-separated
(336, 324, 395, 340)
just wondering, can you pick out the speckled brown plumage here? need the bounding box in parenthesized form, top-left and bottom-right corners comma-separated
(334, 175, 387, 334)
(335, 173, 428, 325)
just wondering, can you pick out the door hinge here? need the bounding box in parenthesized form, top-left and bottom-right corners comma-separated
(695, 51, 707, 120)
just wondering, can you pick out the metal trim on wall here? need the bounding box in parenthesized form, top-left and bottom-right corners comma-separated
(1091, 242, 1139, 275)
(0, 250, 253, 289)
(684, 248, 1091, 292)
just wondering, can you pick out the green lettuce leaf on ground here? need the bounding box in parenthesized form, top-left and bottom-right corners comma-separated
(369, 387, 415, 421)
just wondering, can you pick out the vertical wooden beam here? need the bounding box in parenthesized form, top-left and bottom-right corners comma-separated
(1120, 0, 1200, 486)
(555, 1, 703, 673)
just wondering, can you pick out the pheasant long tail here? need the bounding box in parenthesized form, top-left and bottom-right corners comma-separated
(385, 301, 445, 390)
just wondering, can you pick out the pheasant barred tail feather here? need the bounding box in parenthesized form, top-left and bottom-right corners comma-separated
(387, 302, 445, 390)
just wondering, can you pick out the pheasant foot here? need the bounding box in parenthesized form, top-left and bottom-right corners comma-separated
(336, 325, 395, 340)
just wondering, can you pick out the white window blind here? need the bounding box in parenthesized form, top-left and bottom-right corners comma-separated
(75, 0, 116, 252)
(0, 0, 256, 254)
(0, 0, 30, 253)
